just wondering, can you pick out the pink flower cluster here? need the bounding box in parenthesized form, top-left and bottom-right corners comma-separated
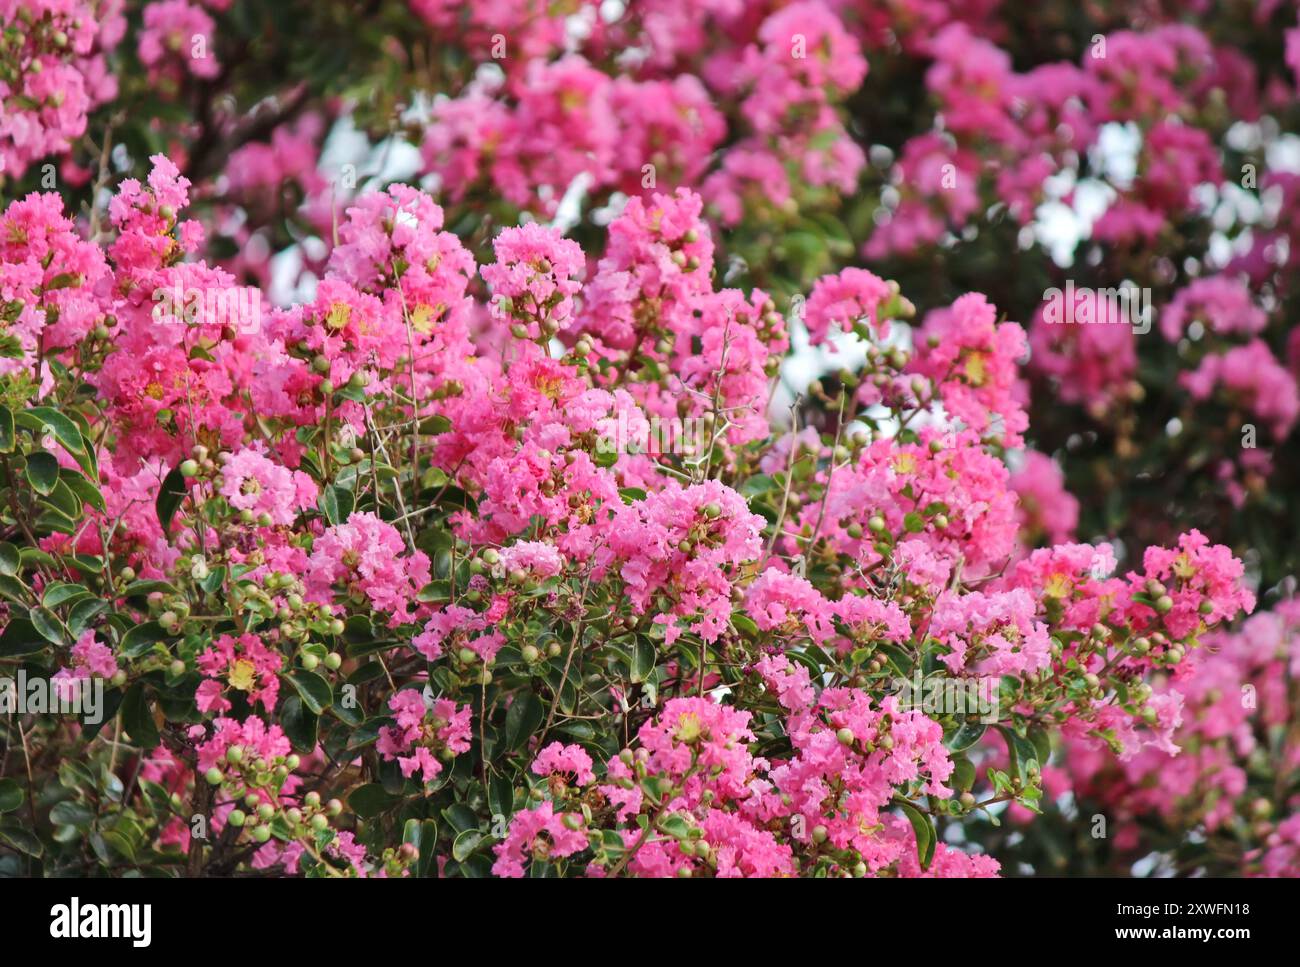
(0, 0, 123, 178)
(377, 690, 473, 784)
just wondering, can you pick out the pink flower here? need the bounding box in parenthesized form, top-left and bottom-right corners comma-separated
(1124, 529, 1256, 638)
(1160, 275, 1267, 342)
(745, 568, 836, 643)
(1180, 340, 1300, 440)
(751, 653, 815, 713)
(930, 588, 1052, 676)
(602, 481, 765, 644)
(803, 267, 895, 346)
(910, 293, 1029, 447)
(306, 512, 431, 626)
(195, 633, 283, 714)
(52, 631, 119, 700)
(491, 801, 589, 877)
(531, 742, 595, 786)
(497, 541, 565, 580)
(377, 690, 472, 784)
(220, 445, 318, 526)
(137, 1, 219, 82)
(481, 223, 585, 339)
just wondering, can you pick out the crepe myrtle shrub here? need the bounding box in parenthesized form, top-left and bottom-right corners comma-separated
(0, 157, 1266, 879)
(1, 0, 1299, 878)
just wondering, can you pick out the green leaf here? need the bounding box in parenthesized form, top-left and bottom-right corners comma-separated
(402, 818, 438, 878)
(45, 271, 84, 291)
(0, 779, 22, 813)
(67, 597, 109, 636)
(897, 799, 936, 870)
(121, 580, 177, 599)
(441, 803, 479, 834)
(49, 800, 95, 829)
(419, 414, 452, 435)
(0, 574, 23, 604)
(156, 466, 187, 534)
(198, 565, 227, 594)
(452, 828, 484, 862)
(120, 684, 160, 748)
(945, 719, 987, 752)
(0, 618, 43, 657)
(0, 542, 19, 576)
(60, 470, 106, 513)
(504, 692, 543, 752)
(630, 637, 655, 683)
(42, 582, 88, 609)
(0, 407, 13, 452)
(417, 580, 451, 604)
(1029, 723, 1052, 766)
(903, 511, 926, 533)
(17, 406, 85, 455)
(996, 725, 1040, 781)
(280, 696, 319, 752)
(0, 821, 43, 857)
(488, 774, 514, 821)
(657, 813, 692, 840)
(30, 607, 65, 644)
(319, 484, 354, 526)
(348, 783, 399, 818)
(34, 506, 77, 535)
(287, 670, 333, 715)
(25, 451, 59, 495)
(120, 621, 168, 659)
(40, 479, 82, 520)
(951, 756, 976, 793)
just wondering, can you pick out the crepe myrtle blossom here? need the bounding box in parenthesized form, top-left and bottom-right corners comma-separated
(3, 17, 1284, 878)
(377, 690, 473, 784)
